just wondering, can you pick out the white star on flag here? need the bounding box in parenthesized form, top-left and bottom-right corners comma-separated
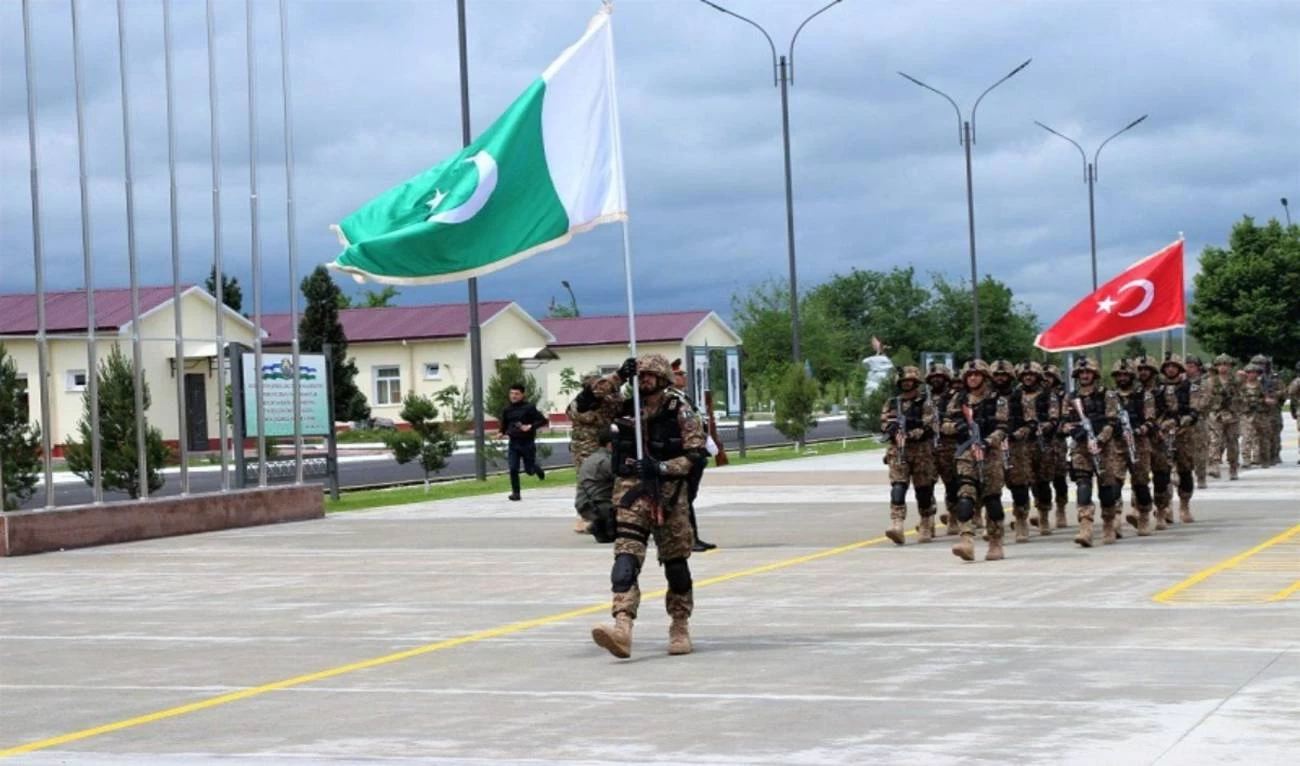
(1096, 296, 1116, 313)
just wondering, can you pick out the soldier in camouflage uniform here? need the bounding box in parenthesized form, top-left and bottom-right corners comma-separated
(591, 355, 708, 659)
(568, 369, 628, 533)
(990, 360, 1031, 543)
(1135, 356, 1175, 529)
(1240, 363, 1271, 469)
(1291, 363, 1300, 465)
(926, 365, 961, 536)
(1251, 355, 1283, 466)
(1064, 357, 1120, 546)
(1111, 359, 1157, 536)
(1184, 356, 1211, 489)
(1012, 362, 1059, 538)
(1157, 356, 1200, 524)
(1205, 354, 1241, 480)
(941, 360, 1010, 562)
(1041, 364, 1071, 528)
(881, 367, 938, 545)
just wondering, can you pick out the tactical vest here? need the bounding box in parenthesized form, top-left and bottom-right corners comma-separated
(958, 390, 1001, 435)
(1113, 386, 1147, 429)
(1072, 386, 1108, 433)
(610, 393, 687, 477)
(894, 394, 927, 432)
(1160, 378, 1194, 421)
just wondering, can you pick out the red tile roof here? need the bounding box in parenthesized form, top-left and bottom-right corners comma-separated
(540, 311, 716, 347)
(0, 287, 185, 335)
(261, 301, 513, 345)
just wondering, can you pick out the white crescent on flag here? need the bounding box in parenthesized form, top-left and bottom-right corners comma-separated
(1117, 279, 1155, 317)
(427, 151, 499, 225)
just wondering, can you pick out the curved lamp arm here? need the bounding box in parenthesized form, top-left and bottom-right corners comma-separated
(788, 0, 842, 85)
(1093, 114, 1147, 181)
(699, 0, 778, 87)
(1034, 121, 1088, 182)
(898, 71, 963, 145)
(970, 58, 1031, 143)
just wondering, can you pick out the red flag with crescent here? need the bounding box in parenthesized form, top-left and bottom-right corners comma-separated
(1034, 239, 1185, 352)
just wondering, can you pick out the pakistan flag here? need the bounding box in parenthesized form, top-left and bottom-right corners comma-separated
(329, 7, 627, 285)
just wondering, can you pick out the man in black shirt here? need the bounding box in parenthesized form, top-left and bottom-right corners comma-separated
(498, 384, 550, 501)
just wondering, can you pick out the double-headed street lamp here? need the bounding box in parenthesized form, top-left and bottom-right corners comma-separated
(700, 0, 842, 365)
(1283, 197, 1292, 227)
(560, 279, 580, 317)
(1034, 115, 1148, 291)
(899, 60, 1031, 360)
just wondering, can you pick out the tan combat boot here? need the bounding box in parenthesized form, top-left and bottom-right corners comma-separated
(1208, 463, 1220, 479)
(1074, 507, 1095, 548)
(886, 507, 907, 546)
(1055, 502, 1069, 529)
(667, 617, 692, 656)
(986, 522, 1005, 561)
(917, 514, 936, 543)
(951, 522, 976, 562)
(591, 614, 634, 659)
(1154, 506, 1169, 531)
(1012, 509, 1030, 543)
(1179, 498, 1196, 524)
(1102, 514, 1118, 545)
(1036, 507, 1053, 536)
(1229, 464, 1239, 480)
(1136, 510, 1152, 537)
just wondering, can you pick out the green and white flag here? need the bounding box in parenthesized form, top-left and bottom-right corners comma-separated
(329, 7, 627, 285)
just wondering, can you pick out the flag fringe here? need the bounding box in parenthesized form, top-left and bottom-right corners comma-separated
(326, 211, 628, 286)
(1033, 322, 1188, 354)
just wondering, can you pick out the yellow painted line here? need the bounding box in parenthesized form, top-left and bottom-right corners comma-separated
(0, 535, 893, 757)
(1267, 579, 1300, 602)
(1153, 523, 1300, 604)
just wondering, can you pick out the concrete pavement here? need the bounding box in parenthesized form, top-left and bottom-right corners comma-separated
(1, 423, 1297, 764)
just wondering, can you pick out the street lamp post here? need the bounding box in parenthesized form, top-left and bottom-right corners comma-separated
(898, 60, 1031, 360)
(700, 0, 841, 365)
(1283, 197, 1292, 227)
(561, 279, 580, 317)
(1034, 115, 1148, 291)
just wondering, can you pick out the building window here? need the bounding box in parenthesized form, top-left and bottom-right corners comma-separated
(66, 370, 88, 391)
(597, 365, 618, 376)
(373, 366, 402, 406)
(16, 375, 29, 422)
(423, 362, 442, 381)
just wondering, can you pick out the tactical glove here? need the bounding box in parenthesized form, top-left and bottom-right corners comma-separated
(617, 357, 638, 383)
(573, 386, 597, 413)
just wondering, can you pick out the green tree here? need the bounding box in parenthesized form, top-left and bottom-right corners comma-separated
(771, 362, 819, 445)
(846, 367, 895, 434)
(362, 285, 400, 308)
(925, 274, 1039, 362)
(486, 354, 543, 418)
(807, 266, 936, 369)
(558, 367, 583, 397)
(1189, 216, 1300, 370)
(1, 344, 43, 510)
(546, 299, 579, 318)
(386, 391, 457, 491)
(64, 345, 169, 499)
(1122, 336, 1147, 360)
(434, 382, 474, 436)
(730, 278, 850, 387)
(205, 266, 243, 313)
(299, 266, 370, 423)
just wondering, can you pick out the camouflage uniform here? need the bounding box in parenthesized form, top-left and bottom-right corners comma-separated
(941, 360, 1010, 562)
(881, 367, 938, 545)
(591, 355, 707, 659)
(568, 374, 625, 468)
(1064, 357, 1121, 546)
(1136, 356, 1174, 529)
(1290, 366, 1300, 465)
(1184, 357, 1211, 488)
(926, 365, 961, 536)
(1157, 356, 1200, 524)
(1042, 365, 1072, 527)
(1252, 355, 1283, 466)
(1240, 365, 1271, 468)
(991, 361, 1033, 543)
(1204, 355, 1241, 479)
(1110, 360, 1157, 536)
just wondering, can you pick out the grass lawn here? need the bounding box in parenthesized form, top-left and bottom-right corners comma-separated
(324, 436, 883, 514)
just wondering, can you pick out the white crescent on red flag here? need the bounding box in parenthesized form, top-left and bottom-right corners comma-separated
(1034, 239, 1186, 352)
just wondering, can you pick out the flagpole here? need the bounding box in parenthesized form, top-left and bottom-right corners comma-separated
(602, 5, 643, 457)
(279, 0, 304, 484)
(163, 0, 191, 495)
(457, 0, 488, 481)
(246, 0, 268, 486)
(206, 0, 230, 491)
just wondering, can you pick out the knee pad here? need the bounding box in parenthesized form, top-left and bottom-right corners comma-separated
(890, 482, 909, 506)
(1032, 481, 1052, 505)
(1153, 471, 1171, 493)
(944, 481, 959, 501)
(611, 553, 641, 593)
(955, 496, 976, 523)
(1052, 475, 1068, 493)
(1098, 484, 1120, 508)
(915, 484, 936, 509)
(1134, 484, 1153, 507)
(1075, 481, 1093, 507)
(1178, 471, 1194, 494)
(1010, 485, 1030, 506)
(662, 557, 692, 595)
(983, 496, 1004, 516)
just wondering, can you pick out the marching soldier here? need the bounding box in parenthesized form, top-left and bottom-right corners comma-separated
(941, 360, 1010, 562)
(1205, 354, 1241, 480)
(568, 369, 627, 533)
(993, 360, 1034, 543)
(1136, 356, 1174, 529)
(1184, 356, 1211, 489)
(1014, 362, 1059, 537)
(1064, 357, 1121, 546)
(1041, 364, 1071, 529)
(591, 355, 707, 659)
(1157, 355, 1199, 524)
(1111, 360, 1157, 536)
(1291, 362, 1300, 465)
(926, 365, 961, 536)
(1251, 355, 1283, 466)
(881, 367, 938, 544)
(1240, 363, 1271, 469)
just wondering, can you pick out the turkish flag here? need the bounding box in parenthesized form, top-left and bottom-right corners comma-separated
(1034, 239, 1186, 352)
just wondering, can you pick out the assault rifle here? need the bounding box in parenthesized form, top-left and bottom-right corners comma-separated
(1163, 421, 1177, 462)
(932, 398, 942, 448)
(893, 397, 908, 466)
(1118, 408, 1138, 465)
(957, 403, 986, 484)
(1072, 397, 1104, 475)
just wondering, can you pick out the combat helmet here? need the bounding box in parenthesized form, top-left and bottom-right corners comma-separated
(1161, 354, 1186, 376)
(1042, 364, 1062, 382)
(959, 359, 990, 383)
(990, 359, 1016, 377)
(1111, 358, 1138, 378)
(896, 365, 923, 384)
(636, 354, 674, 382)
(1185, 354, 1203, 368)
(926, 362, 954, 382)
(1213, 353, 1233, 366)
(1016, 361, 1043, 379)
(1072, 356, 1100, 378)
(1250, 354, 1269, 367)
(1135, 355, 1160, 375)
(1244, 362, 1262, 374)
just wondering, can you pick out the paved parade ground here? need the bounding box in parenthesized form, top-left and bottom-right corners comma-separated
(2, 427, 1298, 765)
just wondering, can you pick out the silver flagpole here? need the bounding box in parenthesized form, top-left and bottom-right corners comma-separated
(206, 0, 230, 491)
(246, 0, 267, 486)
(21, 0, 56, 509)
(457, 0, 488, 482)
(70, 0, 103, 504)
(163, 0, 190, 494)
(116, 0, 150, 499)
(602, 7, 641, 455)
(278, 0, 303, 483)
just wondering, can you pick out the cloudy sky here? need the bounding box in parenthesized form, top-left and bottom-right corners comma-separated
(2, 0, 1298, 328)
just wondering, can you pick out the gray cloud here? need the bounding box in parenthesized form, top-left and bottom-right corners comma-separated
(2, 0, 1298, 327)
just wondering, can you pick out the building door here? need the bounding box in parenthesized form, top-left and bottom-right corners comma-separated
(184, 373, 209, 452)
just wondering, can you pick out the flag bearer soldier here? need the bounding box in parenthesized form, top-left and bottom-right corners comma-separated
(881, 367, 938, 545)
